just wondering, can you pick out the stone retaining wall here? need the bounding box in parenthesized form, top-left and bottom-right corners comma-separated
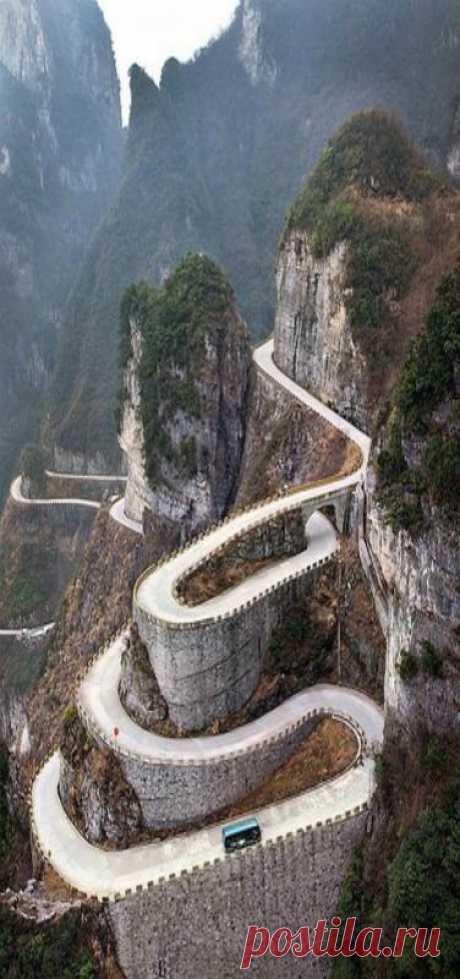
(78, 703, 332, 829)
(108, 810, 369, 979)
(134, 561, 336, 732)
(176, 507, 307, 604)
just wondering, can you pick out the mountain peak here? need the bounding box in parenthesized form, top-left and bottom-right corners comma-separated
(128, 63, 160, 126)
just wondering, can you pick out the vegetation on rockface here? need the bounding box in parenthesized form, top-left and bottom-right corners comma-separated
(284, 110, 445, 365)
(237, 394, 354, 508)
(0, 904, 97, 979)
(0, 749, 11, 888)
(0, 510, 53, 625)
(377, 263, 460, 532)
(332, 728, 460, 978)
(397, 641, 444, 684)
(60, 708, 143, 848)
(0, 637, 47, 730)
(286, 109, 441, 234)
(19, 445, 48, 496)
(386, 796, 460, 975)
(397, 648, 419, 683)
(119, 253, 236, 488)
(0, 501, 93, 627)
(0, 740, 35, 894)
(398, 263, 460, 431)
(376, 410, 425, 535)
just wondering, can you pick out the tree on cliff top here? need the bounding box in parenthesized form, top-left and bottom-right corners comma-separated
(118, 253, 248, 488)
(285, 108, 443, 237)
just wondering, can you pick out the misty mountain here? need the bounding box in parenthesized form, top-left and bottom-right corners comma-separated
(49, 0, 460, 471)
(0, 0, 122, 501)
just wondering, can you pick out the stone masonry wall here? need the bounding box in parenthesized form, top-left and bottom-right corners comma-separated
(134, 560, 336, 732)
(78, 701, 326, 829)
(108, 811, 369, 979)
(177, 507, 308, 603)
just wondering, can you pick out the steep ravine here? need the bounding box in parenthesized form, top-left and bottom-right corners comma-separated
(0, 0, 122, 502)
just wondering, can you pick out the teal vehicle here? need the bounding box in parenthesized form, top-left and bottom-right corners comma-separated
(222, 817, 262, 852)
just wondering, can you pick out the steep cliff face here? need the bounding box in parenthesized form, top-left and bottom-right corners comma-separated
(0, 0, 49, 87)
(119, 255, 251, 535)
(236, 350, 359, 507)
(329, 268, 460, 979)
(367, 262, 460, 734)
(274, 235, 368, 427)
(269, 116, 460, 969)
(60, 711, 143, 848)
(0, 0, 122, 500)
(366, 472, 460, 732)
(48, 0, 460, 470)
(273, 113, 460, 734)
(275, 110, 460, 431)
(238, 0, 278, 86)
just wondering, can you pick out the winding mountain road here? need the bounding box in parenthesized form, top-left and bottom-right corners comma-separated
(135, 340, 370, 626)
(30, 337, 379, 900)
(3, 469, 133, 638)
(46, 470, 127, 483)
(0, 623, 54, 639)
(78, 632, 382, 763)
(255, 340, 371, 463)
(110, 497, 143, 535)
(2, 476, 101, 637)
(33, 736, 380, 901)
(11, 476, 101, 510)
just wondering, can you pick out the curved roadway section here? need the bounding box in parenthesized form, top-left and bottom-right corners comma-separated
(33, 704, 381, 901)
(78, 632, 382, 762)
(46, 470, 127, 483)
(30, 337, 378, 900)
(2, 477, 102, 637)
(110, 497, 143, 535)
(135, 339, 371, 627)
(256, 340, 371, 462)
(11, 476, 101, 510)
(0, 623, 54, 639)
(136, 511, 338, 626)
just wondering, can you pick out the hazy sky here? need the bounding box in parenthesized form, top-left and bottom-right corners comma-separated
(98, 0, 240, 122)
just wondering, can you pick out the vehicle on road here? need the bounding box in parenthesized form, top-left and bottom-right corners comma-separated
(222, 817, 262, 852)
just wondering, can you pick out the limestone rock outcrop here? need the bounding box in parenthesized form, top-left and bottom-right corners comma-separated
(48, 0, 460, 472)
(274, 232, 368, 428)
(119, 256, 252, 538)
(238, 0, 278, 86)
(365, 466, 460, 733)
(119, 627, 168, 731)
(273, 113, 460, 740)
(60, 713, 143, 848)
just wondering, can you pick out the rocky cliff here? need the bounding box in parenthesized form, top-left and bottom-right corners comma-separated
(48, 0, 460, 471)
(119, 254, 251, 536)
(273, 112, 460, 734)
(274, 235, 368, 427)
(0, 0, 122, 501)
(271, 115, 460, 972)
(366, 473, 459, 733)
(275, 109, 460, 431)
(368, 262, 460, 735)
